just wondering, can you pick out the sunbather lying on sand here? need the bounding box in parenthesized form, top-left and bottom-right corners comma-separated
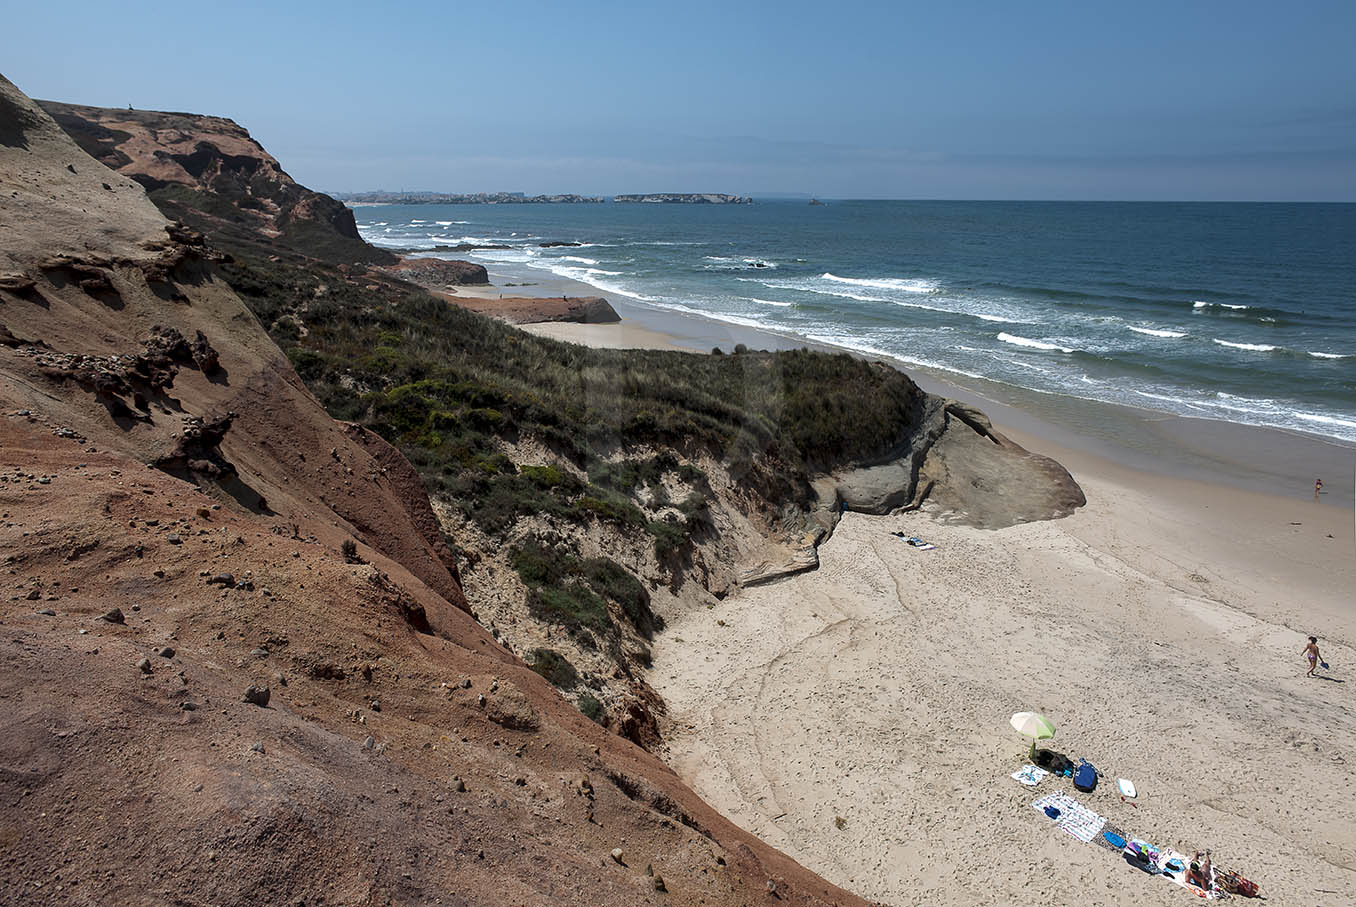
(1188, 850, 1213, 890)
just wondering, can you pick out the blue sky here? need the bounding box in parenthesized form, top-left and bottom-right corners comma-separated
(6, 0, 1355, 199)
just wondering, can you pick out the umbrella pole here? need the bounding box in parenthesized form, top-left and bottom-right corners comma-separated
(1029, 739, 1037, 762)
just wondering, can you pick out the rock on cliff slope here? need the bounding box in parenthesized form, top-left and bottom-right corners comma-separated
(37, 97, 391, 265)
(1, 75, 874, 907)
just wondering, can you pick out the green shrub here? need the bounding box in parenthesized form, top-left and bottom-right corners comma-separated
(509, 541, 657, 638)
(647, 518, 689, 560)
(577, 692, 605, 724)
(528, 648, 580, 689)
(574, 493, 646, 528)
(582, 557, 660, 638)
(509, 542, 611, 635)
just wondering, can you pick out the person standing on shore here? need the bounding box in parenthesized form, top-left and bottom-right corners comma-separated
(1303, 636, 1322, 677)
(1314, 478, 1323, 501)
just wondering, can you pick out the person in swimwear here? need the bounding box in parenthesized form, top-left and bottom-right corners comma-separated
(1303, 636, 1322, 677)
(1189, 850, 1213, 890)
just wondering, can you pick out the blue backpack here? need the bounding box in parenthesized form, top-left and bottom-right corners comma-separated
(1073, 758, 1098, 792)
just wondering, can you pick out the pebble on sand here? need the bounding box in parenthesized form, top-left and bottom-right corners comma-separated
(242, 685, 270, 707)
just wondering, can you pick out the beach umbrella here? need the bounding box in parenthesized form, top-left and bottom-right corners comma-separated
(1010, 711, 1056, 761)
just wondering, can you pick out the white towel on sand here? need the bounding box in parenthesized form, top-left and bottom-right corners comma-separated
(1012, 764, 1050, 786)
(1031, 791, 1106, 843)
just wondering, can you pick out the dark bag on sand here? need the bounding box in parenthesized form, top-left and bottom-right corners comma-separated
(1217, 870, 1260, 898)
(1073, 758, 1098, 792)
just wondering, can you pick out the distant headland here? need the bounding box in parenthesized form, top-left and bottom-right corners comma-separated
(337, 191, 604, 204)
(336, 191, 753, 205)
(614, 193, 752, 204)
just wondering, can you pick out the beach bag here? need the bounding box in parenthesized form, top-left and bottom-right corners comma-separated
(1218, 870, 1260, 897)
(1073, 758, 1097, 792)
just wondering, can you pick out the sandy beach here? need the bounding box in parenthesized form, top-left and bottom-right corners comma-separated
(519, 320, 687, 351)
(516, 310, 1356, 906)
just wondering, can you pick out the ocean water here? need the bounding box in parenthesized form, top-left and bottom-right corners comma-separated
(354, 201, 1356, 444)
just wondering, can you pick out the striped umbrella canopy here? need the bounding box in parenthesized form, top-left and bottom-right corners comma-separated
(1010, 711, 1056, 760)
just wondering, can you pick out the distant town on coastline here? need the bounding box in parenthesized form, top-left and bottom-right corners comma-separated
(336, 191, 753, 205)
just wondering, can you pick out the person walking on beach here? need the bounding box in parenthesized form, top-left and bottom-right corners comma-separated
(1314, 478, 1323, 501)
(1303, 636, 1322, 677)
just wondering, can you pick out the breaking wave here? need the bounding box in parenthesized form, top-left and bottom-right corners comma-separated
(997, 333, 1075, 353)
(1212, 339, 1278, 352)
(1128, 326, 1187, 338)
(821, 273, 937, 293)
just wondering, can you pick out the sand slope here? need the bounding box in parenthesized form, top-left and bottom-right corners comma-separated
(652, 457, 1355, 906)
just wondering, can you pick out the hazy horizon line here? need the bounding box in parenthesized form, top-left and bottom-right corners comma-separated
(336, 193, 1356, 205)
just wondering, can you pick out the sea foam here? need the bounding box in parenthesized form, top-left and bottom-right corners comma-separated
(1128, 326, 1187, 338)
(1212, 339, 1277, 352)
(997, 332, 1074, 353)
(821, 273, 936, 293)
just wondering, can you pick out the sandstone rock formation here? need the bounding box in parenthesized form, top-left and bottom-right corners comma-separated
(382, 256, 489, 287)
(38, 98, 390, 265)
(739, 398, 1085, 586)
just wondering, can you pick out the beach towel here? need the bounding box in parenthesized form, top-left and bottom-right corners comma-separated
(1012, 764, 1050, 786)
(1123, 838, 1163, 875)
(1030, 791, 1106, 843)
(1094, 822, 1127, 853)
(891, 531, 936, 550)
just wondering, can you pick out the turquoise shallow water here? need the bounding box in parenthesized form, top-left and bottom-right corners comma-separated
(355, 200, 1356, 444)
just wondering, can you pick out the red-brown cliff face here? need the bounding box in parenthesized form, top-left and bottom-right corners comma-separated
(37, 98, 392, 265)
(1, 74, 875, 907)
